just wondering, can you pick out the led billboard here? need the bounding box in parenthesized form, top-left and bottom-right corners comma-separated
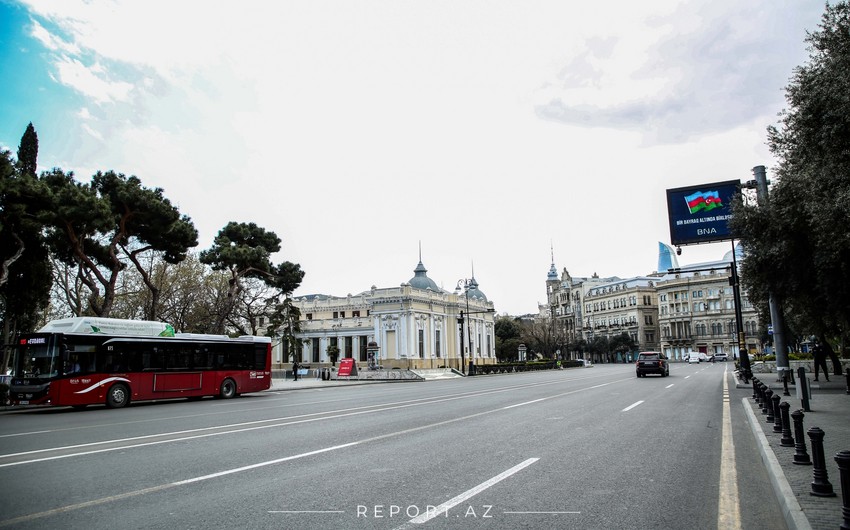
(666, 180, 739, 246)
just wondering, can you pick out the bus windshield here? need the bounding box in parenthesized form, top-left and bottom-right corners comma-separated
(14, 341, 59, 379)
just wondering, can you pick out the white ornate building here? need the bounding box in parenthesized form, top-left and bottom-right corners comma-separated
(280, 258, 496, 371)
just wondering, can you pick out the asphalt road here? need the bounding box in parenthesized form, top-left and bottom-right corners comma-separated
(0, 363, 788, 529)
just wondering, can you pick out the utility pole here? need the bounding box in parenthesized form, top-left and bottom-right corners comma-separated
(750, 165, 790, 382)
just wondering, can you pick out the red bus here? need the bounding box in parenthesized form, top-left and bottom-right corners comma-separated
(7, 317, 272, 409)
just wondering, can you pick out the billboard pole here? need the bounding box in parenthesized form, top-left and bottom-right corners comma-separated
(730, 240, 752, 382)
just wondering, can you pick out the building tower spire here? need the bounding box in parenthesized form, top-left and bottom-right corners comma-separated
(547, 242, 558, 281)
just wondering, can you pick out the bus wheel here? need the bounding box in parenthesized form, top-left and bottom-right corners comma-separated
(106, 383, 130, 408)
(219, 378, 237, 399)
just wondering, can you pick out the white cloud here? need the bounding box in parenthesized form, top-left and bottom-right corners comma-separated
(12, 0, 826, 314)
(53, 55, 134, 104)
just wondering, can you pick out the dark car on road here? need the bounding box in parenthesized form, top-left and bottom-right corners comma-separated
(635, 351, 669, 377)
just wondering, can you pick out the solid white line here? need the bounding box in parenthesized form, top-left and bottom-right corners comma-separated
(718, 367, 742, 529)
(173, 442, 359, 485)
(405, 458, 539, 525)
(502, 398, 546, 410)
(622, 400, 644, 412)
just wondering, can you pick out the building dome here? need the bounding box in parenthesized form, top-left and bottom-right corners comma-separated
(408, 260, 441, 291)
(547, 262, 558, 281)
(464, 277, 488, 302)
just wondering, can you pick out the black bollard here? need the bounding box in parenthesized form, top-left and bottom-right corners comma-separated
(808, 427, 836, 497)
(791, 409, 812, 465)
(752, 378, 760, 401)
(845, 368, 850, 395)
(798, 366, 811, 412)
(772, 394, 783, 433)
(765, 389, 775, 422)
(834, 451, 850, 530)
(779, 402, 794, 447)
(782, 370, 791, 396)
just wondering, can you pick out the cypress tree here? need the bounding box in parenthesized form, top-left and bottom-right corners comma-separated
(17, 122, 38, 176)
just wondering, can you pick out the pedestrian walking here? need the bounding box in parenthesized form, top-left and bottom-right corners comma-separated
(812, 340, 830, 382)
(292, 359, 299, 381)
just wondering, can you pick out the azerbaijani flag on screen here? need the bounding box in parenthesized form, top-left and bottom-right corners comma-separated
(685, 190, 723, 214)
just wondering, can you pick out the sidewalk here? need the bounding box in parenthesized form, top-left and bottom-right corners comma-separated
(738, 373, 850, 530)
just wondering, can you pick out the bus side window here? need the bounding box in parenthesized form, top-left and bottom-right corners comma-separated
(193, 349, 212, 370)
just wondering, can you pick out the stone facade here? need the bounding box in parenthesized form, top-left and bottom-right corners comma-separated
(545, 244, 763, 362)
(278, 260, 495, 371)
(655, 265, 760, 360)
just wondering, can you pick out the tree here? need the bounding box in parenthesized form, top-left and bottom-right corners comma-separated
(494, 315, 523, 361)
(518, 317, 566, 360)
(586, 336, 610, 364)
(41, 168, 120, 316)
(609, 332, 637, 362)
(93, 171, 198, 320)
(16, 122, 38, 176)
(200, 222, 304, 334)
(266, 294, 302, 362)
(1, 126, 53, 373)
(326, 344, 340, 366)
(731, 2, 850, 367)
(43, 170, 198, 318)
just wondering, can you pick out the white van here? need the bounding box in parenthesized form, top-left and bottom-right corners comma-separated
(688, 352, 701, 364)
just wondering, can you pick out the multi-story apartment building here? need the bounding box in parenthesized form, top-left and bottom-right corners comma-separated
(545, 262, 615, 350)
(655, 247, 760, 360)
(281, 258, 496, 371)
(583, 277, 660, 358)
(546, 243, 762, 362)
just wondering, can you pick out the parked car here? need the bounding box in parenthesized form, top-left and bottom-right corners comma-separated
(714, 353, 729, 362)
(636, 351, 669, 377)
(688, 352, 700, 364)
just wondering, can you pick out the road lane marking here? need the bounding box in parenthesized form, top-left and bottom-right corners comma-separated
(718, 366, 742, 529)
(0, 441, 358, 528)
(0, 378, 633, 526)
(399, 458, 539, 527)
(502, 398, 546, 409)
(1, 377, 631, 468)
(665, 384, 674, 389)
(622, 400, 644, 412)
(1, 372, 613, 440)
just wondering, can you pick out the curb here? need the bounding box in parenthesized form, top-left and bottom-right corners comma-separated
(742, 397, 812, 530)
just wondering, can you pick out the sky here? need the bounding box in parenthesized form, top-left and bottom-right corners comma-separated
(0, 0, 826, 316)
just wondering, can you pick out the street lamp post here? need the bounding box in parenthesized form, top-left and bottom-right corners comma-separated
(456, 278, 474, 375)
(455, 278, 494, 376)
